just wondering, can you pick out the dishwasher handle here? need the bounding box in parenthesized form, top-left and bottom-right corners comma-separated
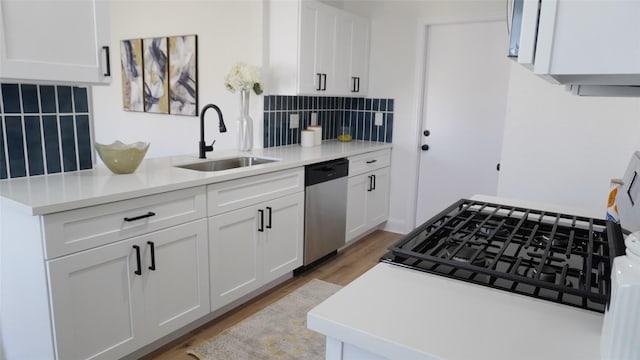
(305, 158, 349, 186)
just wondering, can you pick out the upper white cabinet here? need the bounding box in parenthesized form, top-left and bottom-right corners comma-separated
(511, 0, 640, 87)
(266, 0, 370, 96)
(0, 0, 111, 84)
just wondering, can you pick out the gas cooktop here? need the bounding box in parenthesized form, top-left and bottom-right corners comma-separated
(381, 199, 626, 313)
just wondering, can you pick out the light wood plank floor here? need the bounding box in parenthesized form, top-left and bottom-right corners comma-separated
(141, 230, 402, 360)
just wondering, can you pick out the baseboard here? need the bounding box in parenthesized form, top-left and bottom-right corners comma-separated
(383, 217, 411, 235)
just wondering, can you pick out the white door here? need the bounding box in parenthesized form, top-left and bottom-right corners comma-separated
(262, 193, 304, 283)
(141, 220, 209, 343)
(415, 21, 510, 225)
(209, 206, 261, 311)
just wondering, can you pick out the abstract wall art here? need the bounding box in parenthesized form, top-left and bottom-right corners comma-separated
(120, 39, 144, 112)
(120, 34, 199, 116)
(169, 35, 198, 116)
(142, 36, 169, 114)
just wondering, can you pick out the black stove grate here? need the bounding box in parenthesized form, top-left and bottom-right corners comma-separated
(381, 199, 617, 313)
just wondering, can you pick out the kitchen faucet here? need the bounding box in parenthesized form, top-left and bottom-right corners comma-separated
(199, 103, 227, 159)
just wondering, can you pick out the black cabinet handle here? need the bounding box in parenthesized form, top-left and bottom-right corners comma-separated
(147, 241, 156, 271)
(351, 77, 357, 92)
(133, 245, 142, 275)
(316, 73, 322, 91)
(367, 175, 373, 192)
(372, 174, 376, 190)
(356, 77, 360, 92)
(266, 207, 272, 229)
(102, 46, 111, 77)
(124, 211, 156, 222)
(258, 209, 264, 232)
(366, 159, 377, 164)
(322, 74, 327, 91)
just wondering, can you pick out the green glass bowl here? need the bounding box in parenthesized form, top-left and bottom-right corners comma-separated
(95, 141, 150, 174)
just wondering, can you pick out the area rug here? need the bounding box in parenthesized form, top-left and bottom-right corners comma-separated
(187, 279, 342, 360)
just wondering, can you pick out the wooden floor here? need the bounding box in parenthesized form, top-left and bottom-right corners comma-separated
(142, 230, 402, 360)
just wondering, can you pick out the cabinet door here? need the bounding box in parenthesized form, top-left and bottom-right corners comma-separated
(349, 15, 370, 95)
(298, 1, 336, 94)
(346, 173, 369, 242)
(47, 238, 143, 360)
(333, 13, 353, 96)
(209, 206, 262, 311)
(262, 192, 304, 284)
(140, 220, 210, 343)
(0, 0, 110, 83)
(367, 167, 390, 228)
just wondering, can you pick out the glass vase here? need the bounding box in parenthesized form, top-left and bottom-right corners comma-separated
(237, 89, 253, 152)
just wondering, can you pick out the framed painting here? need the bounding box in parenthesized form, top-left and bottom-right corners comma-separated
(142, 37, 169, 114)
(168, 35, 198, 116)
(120, 39, 143, 112)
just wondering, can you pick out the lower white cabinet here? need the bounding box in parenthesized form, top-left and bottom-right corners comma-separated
(346, 166, 390, 242)
(47, 219, 209, 360)
(210, 192, 304, 311)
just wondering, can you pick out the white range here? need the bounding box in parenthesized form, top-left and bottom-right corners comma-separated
(308, 194, 607, 360)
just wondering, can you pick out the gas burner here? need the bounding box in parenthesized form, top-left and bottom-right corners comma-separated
(532, 265, 557, 283)
(475, 220, 510, 238)
(445, 246, 488, 267)
(532, 233, 570, 248)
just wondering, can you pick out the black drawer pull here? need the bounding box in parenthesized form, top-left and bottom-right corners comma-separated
(367, 175, 373, 192)
(102, 46, 111, 77)
(372, 174, 376, 190)
(366, 159, 377, 164)
(124, 212, 156, 222)
(258, 209, 264, 232)
(133, 245, 142, 275)
(147, 241, 156, 271)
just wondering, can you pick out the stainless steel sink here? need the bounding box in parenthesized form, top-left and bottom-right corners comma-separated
(175, 157, 278, 172)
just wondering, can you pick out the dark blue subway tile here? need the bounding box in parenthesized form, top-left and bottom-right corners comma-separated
(57, 86, 73, 113)
(357, 98, 365, 110)
(363, 112, 372, 141)
(73, 87, 89, 113)
(42, 115, 61, 173)
(24, 116, 44, 176)
(269, 95, 276, 111)
(365, 98, 372, 110)
(76, 115, 92, 170)
(388, 98, 394, 112)
(60, 115, 77, 171)
(2, 84, 21, 113)
(0, 118, 6, 179)
(385, 114, 394, 143)
(39, 85, 57, 113)
(379, 98, 387, 111)
(21, 84, 40, 113)
(5, 116, 26, 177)
(373, 98, 380, 111)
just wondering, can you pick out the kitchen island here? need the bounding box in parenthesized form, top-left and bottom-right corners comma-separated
(307, 194, 605, 360)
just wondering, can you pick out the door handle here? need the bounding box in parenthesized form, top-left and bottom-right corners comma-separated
(316, 73, 322, 91)
(147, 241, 156, 271)
(372, 174, 376, 190)
(266, 207, 272, 229)
(322, 74, 327, 91)
(421, 144, 430, 151)
(356, 77, 360, 92)
(351, 77, 357, 92)
(102, 46, 111, 77)
(258, 209, 264, 232)
(124, 211, 156, 222)
(367, 175, 373, 192)
(133, 245, 142, 276)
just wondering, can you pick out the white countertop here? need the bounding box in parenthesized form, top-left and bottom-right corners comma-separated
(0, 141, 391, 215)
(307, 262, 603, 360)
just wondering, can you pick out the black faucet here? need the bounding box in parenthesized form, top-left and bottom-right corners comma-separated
(199, 104, 227, 159)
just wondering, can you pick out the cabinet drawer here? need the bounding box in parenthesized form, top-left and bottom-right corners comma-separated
(207, 168, 304, 216)
(348, 149, 391, 176)
(42, 187, 206, 259)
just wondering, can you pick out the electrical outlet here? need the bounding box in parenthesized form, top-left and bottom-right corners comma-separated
(311, 112, 318, 126)
(289, 114, 299, 129)
(375, 112, 384, 126)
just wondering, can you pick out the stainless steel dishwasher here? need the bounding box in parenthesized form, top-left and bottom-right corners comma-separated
(303, 158, 349, 266)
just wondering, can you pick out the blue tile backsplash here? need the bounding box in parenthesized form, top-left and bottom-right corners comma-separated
(0, 83, 93, 179)
(263, 95, 394, 148)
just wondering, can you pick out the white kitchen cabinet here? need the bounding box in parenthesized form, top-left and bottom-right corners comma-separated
(0, 0, 111, 84)
(208, 168, 305, 311)
(266, 0, 370, 96)
(512, 0, 640, 87)
(346, 150, 391, 242)
(47, 219, 209, 360)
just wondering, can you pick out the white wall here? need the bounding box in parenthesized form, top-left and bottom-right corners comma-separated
(498, 64, 640, 213)
(92, 1, 264, 158)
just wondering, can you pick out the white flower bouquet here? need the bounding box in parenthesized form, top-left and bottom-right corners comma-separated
(224, 62, 263, 95)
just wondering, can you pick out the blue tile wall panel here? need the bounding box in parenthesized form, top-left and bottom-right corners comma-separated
(0, 83, 92, 178)
(263, 95, 394, 148)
